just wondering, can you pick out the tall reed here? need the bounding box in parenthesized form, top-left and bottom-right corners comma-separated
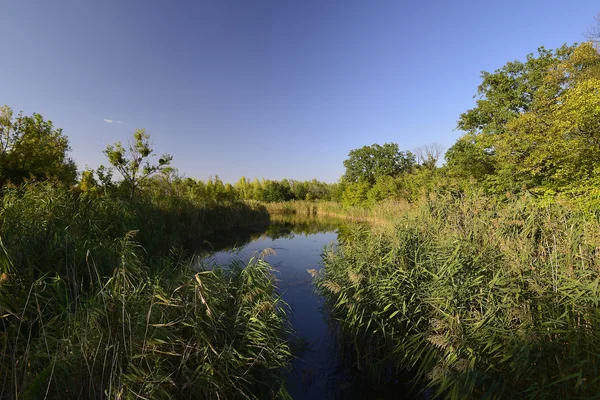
(0, 182, 292, 399)
(318, 191, 600, 399)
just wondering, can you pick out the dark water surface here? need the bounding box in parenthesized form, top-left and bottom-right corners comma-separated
(204, 217, 422, 400)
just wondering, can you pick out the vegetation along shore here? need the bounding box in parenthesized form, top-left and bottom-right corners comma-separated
(2, 19, 600, 400)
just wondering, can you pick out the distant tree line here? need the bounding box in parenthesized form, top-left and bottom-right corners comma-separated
(1, 37, 599, 209)
(0, 107, 338, 203)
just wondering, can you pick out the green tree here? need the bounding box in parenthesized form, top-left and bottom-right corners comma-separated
(0, 106, 77, 186)
(79, 168, 98, 193)
(457, 45, 576, 138)
(343, 143, 415, 184)
(449, 43, 600, 192)
(262, 180, 292, 202)
(452, 45, 576, 186)
(250, 178, 264, 201)
(104, 128, 173, 198)
(367, 175, 401, 204)
(444, 134, 496, 181)
(288, 179, 308, 200)
(234, 176, 253, 200)
(341, 181, 371, 207)
(492, 43, 600, 191)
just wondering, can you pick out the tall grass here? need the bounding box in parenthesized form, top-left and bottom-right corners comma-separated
(263, 199, 414, 230)
(0, 182, 292, 399)
(0, 182, 270, 278)
(318, 191, 600, 399)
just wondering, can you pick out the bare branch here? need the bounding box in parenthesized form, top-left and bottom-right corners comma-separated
(585, 13, 600, 49)
(413, 143, 445, 167)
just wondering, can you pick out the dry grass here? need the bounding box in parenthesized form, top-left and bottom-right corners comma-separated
(262, 199, 416, 232)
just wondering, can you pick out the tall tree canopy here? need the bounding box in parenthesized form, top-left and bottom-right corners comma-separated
(0, 106, 77, 186)
(456, 45, 576, 138)
(448, 42, 600, 192)
(342, 143, 415, 184)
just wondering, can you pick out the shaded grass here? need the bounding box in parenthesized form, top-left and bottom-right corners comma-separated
(0, 182, 292, 399)
(1, 241, 292, 399)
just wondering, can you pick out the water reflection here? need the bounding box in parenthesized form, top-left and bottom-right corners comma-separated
(205, 220, 331, 398)
(199, 216, 422, 400)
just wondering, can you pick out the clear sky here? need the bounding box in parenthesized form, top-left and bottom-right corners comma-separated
(1, 1, 598, 183)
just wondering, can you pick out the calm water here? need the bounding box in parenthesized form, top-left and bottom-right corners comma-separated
(209, 224, 337, 399)
(204, 217, 422, 400)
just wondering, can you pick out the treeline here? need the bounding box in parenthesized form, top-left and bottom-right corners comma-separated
(335, 41, 600, 210)
(0, 106, 338, 205)
(82, 172, 339, 203)
(1, 44, 599, 210)
(145, 175, 339, 203)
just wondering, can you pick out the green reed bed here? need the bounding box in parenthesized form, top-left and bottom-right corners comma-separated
(318, 192, 600, 399)
(0, 183, 291, 399)
(0, 182, 270, 277)
(263, 199, 414, 228)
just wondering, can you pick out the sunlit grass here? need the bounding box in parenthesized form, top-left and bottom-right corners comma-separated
(318, 191, 600, 399)
(263, 199, 416, 233)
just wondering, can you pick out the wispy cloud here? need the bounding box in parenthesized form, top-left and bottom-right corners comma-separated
(104, 119, 122, 124)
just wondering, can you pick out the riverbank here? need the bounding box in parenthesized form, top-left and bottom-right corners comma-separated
(261, 199, 416, 232)
(317, 191, 600, 399)
(0, 182, 292, 399)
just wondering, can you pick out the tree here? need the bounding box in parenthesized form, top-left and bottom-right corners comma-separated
(79, 168, 98, 193)
(0, 106, 77, 186)
(413, 143, 445, 169)
(444, 134, 496, 180)
(104, 128, 172, 198)
(262, 180, 292, 202)
(342, 143, 415, 185)
(451, 42, 600, 192)
(341, 181, 371, 207)
(449, 43, 600, 191)
(235, 176, 253, 200)
(457, 45, 576, 139)
(493, 43, 600, 191)
(587, 14, 600, 50)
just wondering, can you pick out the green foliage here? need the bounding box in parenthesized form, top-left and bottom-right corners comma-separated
(449, 43, 600, 195)
(444, 134, 495, 181)
(0, 182, 289, 399)
(343, 143, 416, 185)
(233, 177, 337, 202)
(0, 106, 77, 186)
(366, 175, 400, 205)
(104, 128, 173, 198)
(341, 181, 371, 208)
(491, 43, 600, 193)
(319, 192, 600, 399)
(79, 167, 98, 193)
(261, 180, 292, 202)
(457, 45, 576, 137)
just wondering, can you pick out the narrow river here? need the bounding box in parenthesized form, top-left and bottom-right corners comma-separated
(204, 217, 421, 400)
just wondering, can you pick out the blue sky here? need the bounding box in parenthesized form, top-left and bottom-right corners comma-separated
(1, 1, 598, 183)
